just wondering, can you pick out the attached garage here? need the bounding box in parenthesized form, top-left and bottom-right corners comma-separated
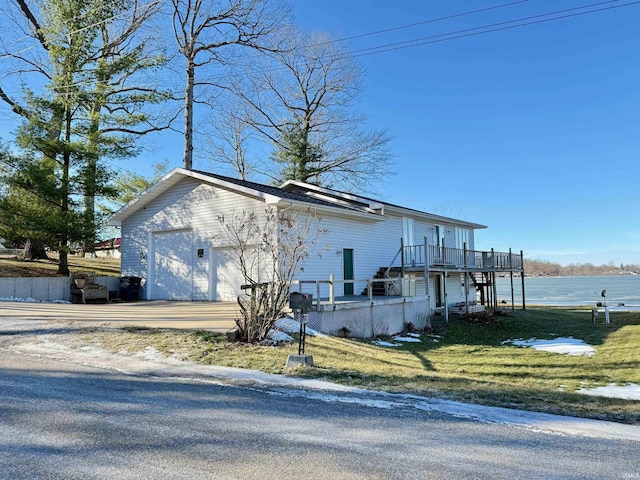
(149, 232, 242, 302)
(210, 247, 243, 301)
(150, 229, 193, 300)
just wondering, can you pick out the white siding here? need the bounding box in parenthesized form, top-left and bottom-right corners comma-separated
(120, 178, 265, 300)
(427, 272, 468, 308)
(415, 221, 436, 246)
(119, 175, 483, 302)
(296, 213, 403, 297)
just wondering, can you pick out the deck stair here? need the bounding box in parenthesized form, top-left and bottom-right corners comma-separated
(361, 267, 402, 296)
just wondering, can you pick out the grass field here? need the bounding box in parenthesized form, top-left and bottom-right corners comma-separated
(0, 253, 120, 277)
(79, 306, 640, 424)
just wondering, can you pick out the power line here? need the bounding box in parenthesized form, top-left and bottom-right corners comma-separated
(184, 0, 638, 89)
(348, 1, 640, 58)
(347, 0, 626, 56)
(330, 0, 531, 44)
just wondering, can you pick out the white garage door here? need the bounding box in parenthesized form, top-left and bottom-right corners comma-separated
(152, 230, 193, 300)
(210, 248, 243, 301)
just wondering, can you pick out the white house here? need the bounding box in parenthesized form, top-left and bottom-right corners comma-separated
(109, 168, 523, 335)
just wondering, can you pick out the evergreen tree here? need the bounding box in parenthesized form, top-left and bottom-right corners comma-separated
(271, 123, 324, 184)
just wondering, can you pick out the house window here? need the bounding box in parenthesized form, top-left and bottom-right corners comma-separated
(456, 228, 469, 250)
(403, 218, 414, 246)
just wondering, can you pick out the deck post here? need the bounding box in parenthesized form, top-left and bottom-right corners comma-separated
(441, 238, 446, 266)
(400, 237, 405, 278)
(423, 237, 430, 297)
(329, 274, 335, 305)
(509, 248, 515, 313)
(316, 280, 321, 309)
(463, 242, 469, 315)
(463, 242, 468, 268)
(491, 248, 497, 310)
(443, 272, 449, 323)
(520, 250, 526, 310)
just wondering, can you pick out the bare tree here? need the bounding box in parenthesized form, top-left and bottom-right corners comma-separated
(201, 95, 256, 179)
(170, 0, 287, 171)
(233, 29, 395, 192)
(217, 207, 328, 343)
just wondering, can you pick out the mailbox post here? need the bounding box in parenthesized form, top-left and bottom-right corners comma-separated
(285, 292, 314, 368)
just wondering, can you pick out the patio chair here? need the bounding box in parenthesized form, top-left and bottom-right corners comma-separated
(70, 272, 109, 304)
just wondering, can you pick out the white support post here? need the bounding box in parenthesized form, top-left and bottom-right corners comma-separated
(329, 274, 335, 305)
(443, 273, 449, 323)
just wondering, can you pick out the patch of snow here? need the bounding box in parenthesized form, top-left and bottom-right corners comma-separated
(267, 388, 640, 442)
(0, 296, 70, 304)
(267, 329, 294, 343)
(392, 336, 422, 343)
(504, 337, 595, 357)
(132, 346, 185, 365)
(431, 339, 440, 343)
(578, 383, 640, 400)
(0, 296, 40, 303)
(406, 333, 421, 338)
(372, 340, 400, 347)
(274, 317, 326, 337)
(428, 334, 443, 339)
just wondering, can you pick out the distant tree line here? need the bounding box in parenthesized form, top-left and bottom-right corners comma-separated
(524, 259, 640, 276)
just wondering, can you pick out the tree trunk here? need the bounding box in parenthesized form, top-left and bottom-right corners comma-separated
(183, 58, 195, 170)
(20, 240, 49, 261)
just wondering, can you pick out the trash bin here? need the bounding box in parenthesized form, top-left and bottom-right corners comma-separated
(119, 276, 141, 301)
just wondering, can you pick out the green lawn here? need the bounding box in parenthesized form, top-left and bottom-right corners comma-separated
(82, 306, 640, 423)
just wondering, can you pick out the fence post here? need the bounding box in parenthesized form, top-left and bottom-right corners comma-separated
(329, 274, 335, 304)
(368, 279, 373, 301)
(316, 280, 321, 309)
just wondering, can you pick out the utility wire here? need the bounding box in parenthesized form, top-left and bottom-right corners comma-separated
(348, 1, 640, 58)
(348, 0, 625, 56)
(331, 0, 530, 44)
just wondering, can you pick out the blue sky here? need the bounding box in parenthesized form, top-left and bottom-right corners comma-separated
(1, 1, 639, 265)
(290, 0, 640, 265)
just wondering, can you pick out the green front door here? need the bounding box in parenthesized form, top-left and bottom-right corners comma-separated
(343, 248, 354, 295)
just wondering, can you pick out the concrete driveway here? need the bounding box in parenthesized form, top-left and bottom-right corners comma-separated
(0, 300, 239, 332)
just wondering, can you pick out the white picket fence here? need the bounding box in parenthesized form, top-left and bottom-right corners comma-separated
(0, 276, 120, 302)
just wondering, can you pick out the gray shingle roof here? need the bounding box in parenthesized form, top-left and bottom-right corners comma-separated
(191, 170, 356, 211)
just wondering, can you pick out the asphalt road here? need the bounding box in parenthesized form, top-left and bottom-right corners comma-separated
(1, 351, 639, 480)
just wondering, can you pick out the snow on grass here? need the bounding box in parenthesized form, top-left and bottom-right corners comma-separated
(267, 329, 294, 343)
(372, 340, 401, 347)
(578, 383, 640, 400)
(0, 296, 70, 304)
(373, 333, 424, 346)
(503, 337, 595, 356)
(274, 317, 326, 337)
(392, 336, 422, 343)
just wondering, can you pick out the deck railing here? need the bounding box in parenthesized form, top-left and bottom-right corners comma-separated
(397, 241, 523, 272)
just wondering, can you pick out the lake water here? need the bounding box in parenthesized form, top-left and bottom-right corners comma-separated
(495, 275, 640, 306)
